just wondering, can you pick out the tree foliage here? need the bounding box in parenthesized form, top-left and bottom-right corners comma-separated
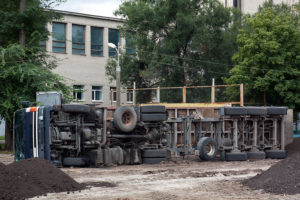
(225, 0, 300, 109)
(106, 0, 241, 102)
(0, 0, 70, 149)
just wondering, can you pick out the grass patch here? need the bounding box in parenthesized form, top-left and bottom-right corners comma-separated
(0, 150, 13, 154)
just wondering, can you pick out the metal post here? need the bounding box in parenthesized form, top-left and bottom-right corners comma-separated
(182, 86, 186, 103)
(133, 82, 136, 105)
(172, 109, 178, 149)
(281, 117, 285, 150)
(156, 87, 160, 103)
(252, 119, 258, 150)
(211, 78, 215, 103)
(233, 119, 239, 152)
(116, 44, 121, 107)
(272, 119, 278, 149)
(240, 84, 244, 106)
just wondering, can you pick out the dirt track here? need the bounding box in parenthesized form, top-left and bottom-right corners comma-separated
(1, 154, 299, 200)
(23, 156, 299, 200)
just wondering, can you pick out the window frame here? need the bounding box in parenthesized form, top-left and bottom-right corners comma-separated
(73, 85, 85, 101)
(126, 90, 133, 103)
(72, 24, 86, 55)
(91, 26, 104, 57)
(110, 87, 117, 103)
(52, 22, 66, 53)
(92, 86, 103, 102)
(108, 28, 119, 57)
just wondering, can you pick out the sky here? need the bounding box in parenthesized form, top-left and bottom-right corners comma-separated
(54, 0, 123, 18)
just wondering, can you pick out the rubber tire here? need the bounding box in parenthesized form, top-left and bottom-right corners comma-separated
(246, 107, 267, 115)
(197, 137, 218, 161)
(103, 149, 112, 165)
(113, 106, 137, 132)
(142, 149, 167, 158)
(220, 151, 226, 161)
(140, 113, 166, 122)
(111, 147, 124, 165)
(265, 149, 286, 159)
(225, 152, 248, 161)
(142, 157, 166, 164)
(247, 151, 266, 160)
(63, 157, 88, 166)
(140, 106, 166, 113)
(221, 107, 247, 116)
(267, 107, 287, 115)
(62, 104, 90, 113)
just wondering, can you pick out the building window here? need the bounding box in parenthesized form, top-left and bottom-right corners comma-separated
(73, 85, 84, 101)
(110, 87, 117, 103)
(91, 27, 103, 56)
(92, 86, 102, 101)
(233, 0, 237, 8)
(127, 90, 133, 103)
(52, 22, 66, 53)
(72, 24, 85, 55)
(108, 29, 119, 57)
(126, 32, 135, 55)
(39, 40, 46, 50)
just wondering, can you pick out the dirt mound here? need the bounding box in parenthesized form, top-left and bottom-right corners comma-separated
(243, 138, 300, 194)
(0, 158, 85, 200)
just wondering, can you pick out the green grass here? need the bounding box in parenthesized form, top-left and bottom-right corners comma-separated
(0, 136, 4, 140)
(0, 150, 12, 154)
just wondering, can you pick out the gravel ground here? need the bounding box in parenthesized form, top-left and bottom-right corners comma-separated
(1, 154, 299, 200)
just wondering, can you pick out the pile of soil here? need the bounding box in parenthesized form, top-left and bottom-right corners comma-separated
(243, 138, 300, 194)
(0, 158, 85, 200)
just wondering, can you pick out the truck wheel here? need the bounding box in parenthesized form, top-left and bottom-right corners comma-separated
(113, 106, 137, 132)
(247, 151, 266, 160)
(140, 113, 166, 122)
(265, 149, 286, 159)
(225, 152, 248, 161)
(140, 106, 166, 113)
(142, 157, 166, 164)
(197, 137, 218, 161)
(63, 157, 88, 166)
(142, 149, 167, 158)
(62, 104, 90, 113)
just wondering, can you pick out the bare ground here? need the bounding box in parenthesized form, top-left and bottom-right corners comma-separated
(1, 153, 299, 200)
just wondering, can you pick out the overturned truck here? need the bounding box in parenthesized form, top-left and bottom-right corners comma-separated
(14, 102, 289, 166)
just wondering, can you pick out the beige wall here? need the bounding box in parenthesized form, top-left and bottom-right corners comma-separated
(46, 12, 127, 106)
(220, 0, 298, 14)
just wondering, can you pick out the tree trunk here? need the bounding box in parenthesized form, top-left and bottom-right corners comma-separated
(19, 0, 26, 46)
(5, 120, 13, 151)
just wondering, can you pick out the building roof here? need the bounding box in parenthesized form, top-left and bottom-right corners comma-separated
(51, 9, 125, 23)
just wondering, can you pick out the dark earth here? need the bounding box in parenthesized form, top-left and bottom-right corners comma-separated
(0, 139, 299, 199)
(243, 138, 300, 194)
(0, 158, 85, 200)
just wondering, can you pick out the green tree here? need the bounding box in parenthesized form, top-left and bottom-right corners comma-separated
(225, 0, 300, 109)
(106, 0, 241, 103)
(0, 0, 71, 150)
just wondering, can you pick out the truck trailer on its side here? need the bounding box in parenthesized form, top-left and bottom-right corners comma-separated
(13, 92, 289, 166)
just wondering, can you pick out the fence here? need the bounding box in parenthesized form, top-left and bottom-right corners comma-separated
(123, 81, 244, 106)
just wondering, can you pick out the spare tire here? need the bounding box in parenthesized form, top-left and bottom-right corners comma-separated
(113, 106, 137, 132)
(197, 137, 218, 161)
(62, 104, 90, 113)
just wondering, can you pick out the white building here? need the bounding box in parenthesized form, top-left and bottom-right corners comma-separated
(221, 0, 298, 14)
(45, 10, 129, 107)
(45, 0, 297, 106)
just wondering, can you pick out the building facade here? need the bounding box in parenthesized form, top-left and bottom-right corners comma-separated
(221, 0, 298, 14)
(45, 10, 128, 107)
(45, 0, 298, 106)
